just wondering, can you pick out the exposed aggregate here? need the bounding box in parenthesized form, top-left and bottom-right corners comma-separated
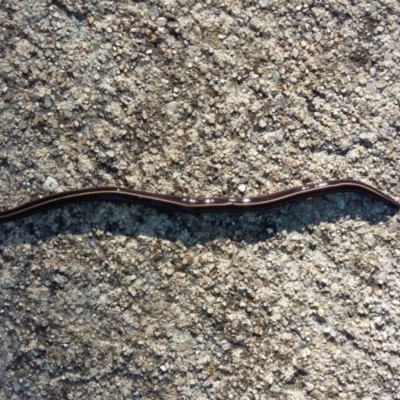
(1, 0, 400, 399)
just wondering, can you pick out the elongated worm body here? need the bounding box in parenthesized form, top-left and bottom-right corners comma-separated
(0, 179, 398, 223)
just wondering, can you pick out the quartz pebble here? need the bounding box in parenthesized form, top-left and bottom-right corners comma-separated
(42, 177, 59, 192)
(238, 184, 247, 193)
(156, 17, 167, 27)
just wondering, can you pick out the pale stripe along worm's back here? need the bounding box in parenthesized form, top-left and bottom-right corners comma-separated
(0, 179, 398, 223)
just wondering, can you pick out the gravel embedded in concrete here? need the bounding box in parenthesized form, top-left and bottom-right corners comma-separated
(1, 0, 400, 399)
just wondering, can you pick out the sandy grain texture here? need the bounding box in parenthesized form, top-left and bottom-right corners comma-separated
(1, 0, 400, 399)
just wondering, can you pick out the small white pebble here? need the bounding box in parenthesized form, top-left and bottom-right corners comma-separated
(270, 385, 281, 393)
(42, 177, 58, 192)
(167, 101, 178, 111)
(156, 17, 167, 27)
(259, 0, 271, 7)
